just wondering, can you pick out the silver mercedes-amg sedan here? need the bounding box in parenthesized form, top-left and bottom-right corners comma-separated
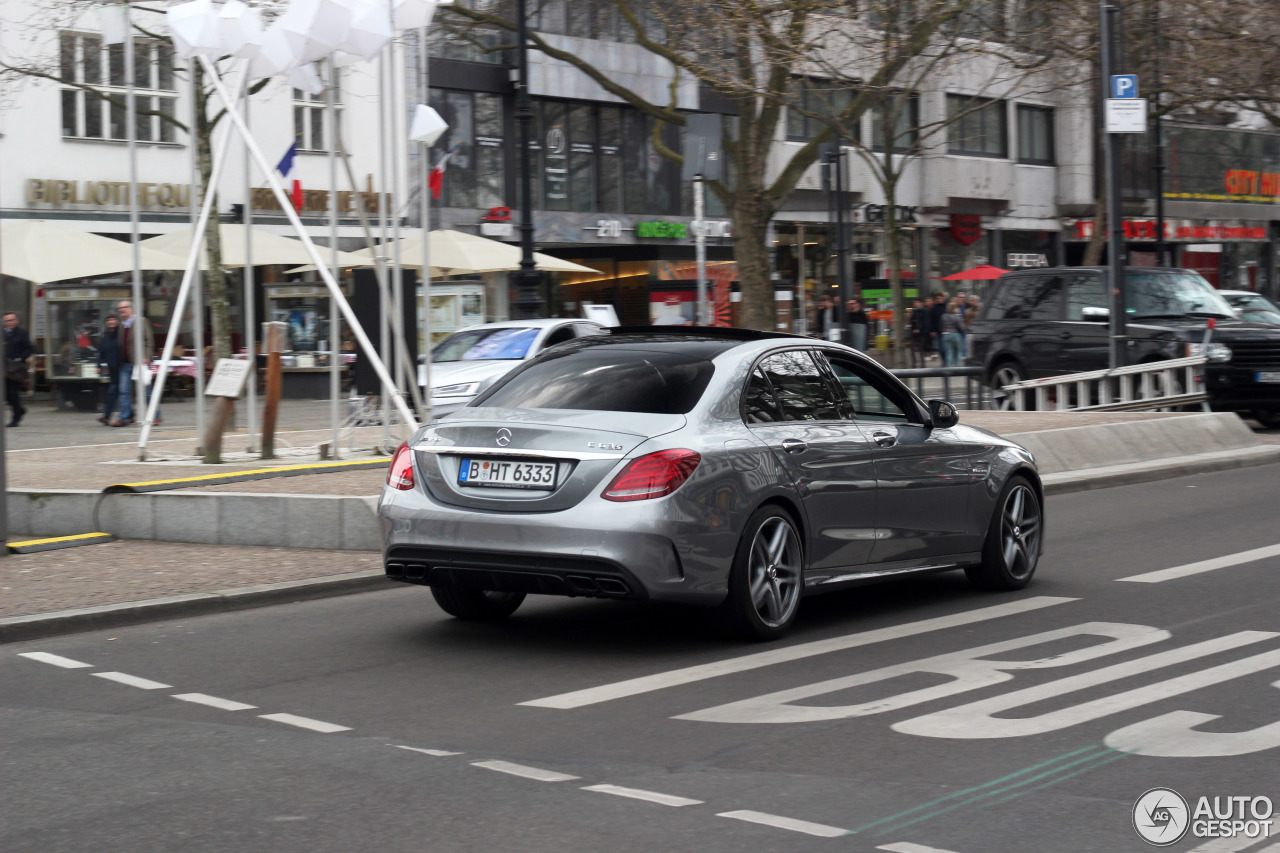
(379, 328, 1044, 639)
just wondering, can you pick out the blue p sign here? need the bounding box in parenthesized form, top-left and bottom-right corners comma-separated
(1111, 75, 1139, 99)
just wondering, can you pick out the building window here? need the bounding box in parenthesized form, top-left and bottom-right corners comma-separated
(59, 32, 177, 142)
(1017, 105, 1054, 165)
(428, 89, 505, 210)
(293, 74, 341, 152)
(870, 94, 919, 152)
(947, 94, 1008, 158)
(787, 78, 855, 142)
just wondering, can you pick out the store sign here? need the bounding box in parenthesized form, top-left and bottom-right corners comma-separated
(852, 204, 918, 225)
(591, 219, 626, 238)
(26, 179, 191, 208)
(694, 220, 733, 239)
(252, 187, 389, 215)
(1071, 219, 1269, 242)
(1008, 253, 1049, 268)
(46, 288, 101, 299)
(1166, 126, 1280, 204)
(950, 214, 983, 246)
(636, 221, 688, 239)
(480, 222, 514, 238)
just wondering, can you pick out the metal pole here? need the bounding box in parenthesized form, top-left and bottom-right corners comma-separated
(1101, 1, 1128, 369)
(389, 36, 405, 398)
(124, 2, 145, 427)
(512, 0, 542, 319)
(1151, 0, 1167, 267)
(242, 73, 257, 452)
(326, 59, 341, 459)
(834, 141, 850, 344)
(377, 43, 392, 448)
(191, 75, 206, 447)
(418, 26, 433, 418)
(796, 223, 808, 335)
(694, 174, 707, 325)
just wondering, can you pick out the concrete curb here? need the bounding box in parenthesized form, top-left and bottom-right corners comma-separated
(1042, 445, 1280, 495)
(0, 570, 391, 644)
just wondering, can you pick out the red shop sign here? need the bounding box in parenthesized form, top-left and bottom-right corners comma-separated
(950, 214, 983, 246)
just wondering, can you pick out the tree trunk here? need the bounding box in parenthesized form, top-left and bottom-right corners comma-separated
(193, 63, 233, 363)
(1082, 190, 1107, 267)
(730, 199, 774, 332)
(884, 195, 908, 369)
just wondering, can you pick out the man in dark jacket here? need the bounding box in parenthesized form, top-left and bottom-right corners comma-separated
(98, 314, 122, 425)
(4, 311, 33, 427)
(927, 291, 949, 361)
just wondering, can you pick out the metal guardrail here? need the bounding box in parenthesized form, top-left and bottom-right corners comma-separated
(998, 356, 1209, 412)
(890, 366, 991, 410)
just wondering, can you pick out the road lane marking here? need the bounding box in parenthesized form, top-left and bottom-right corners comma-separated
(258, 713, 351, 733)
(394, 745, 463, 757)
(1119, 543, 1280, 583)
(878, 843, 963, 853)
(521, 596, 1077, 709)
(92, 672, 172, 690)
(172, 693, 256, 711)
(470, 760, 579, 782)
(1189, 836, 1280, 853)
(717, 809, 847, 837)
(581, 784, 703, 807)
(17, 652, 93, 669)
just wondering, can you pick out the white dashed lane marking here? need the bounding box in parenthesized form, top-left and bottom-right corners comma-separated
(470, 760, 580, 782)
(172, 693, 257, 711)
(522, 596, 1076, 709)
(17, 652, 93, 669)
(257, 713, 352, 734)
(878, 843, 963, 853)
(581, 784, 703, 807)
(393, 745, 463, 757)
(717, 809, 848, 838)
(1118, 543, 1280, 583)
(92, 672, 173, 690)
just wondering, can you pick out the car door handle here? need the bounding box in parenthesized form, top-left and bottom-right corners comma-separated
(870, 431, 896, 447)
(781, 438, 808, 454)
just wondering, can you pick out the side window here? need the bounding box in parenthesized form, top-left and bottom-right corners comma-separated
(755, 350, 840, 422)
(818, 352, 911, 423)
(743, 368, 781, 424)
(1065, 274, 1106, 320)
(986, 278, 1031, 320)
(543, 325, 576, 348)
(1028, 275, 1064, 320)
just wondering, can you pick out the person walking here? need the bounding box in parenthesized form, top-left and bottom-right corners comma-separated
(97, 314, 122, 425)
(811, 294, 834, 340)
(4, 311, 33, 427)
(113, 299, 161, 426)
(939, 299, 966, 367)
(964, 295, 982, 331)
(928, 291, 949, 362)
(846, 298, 869, 351)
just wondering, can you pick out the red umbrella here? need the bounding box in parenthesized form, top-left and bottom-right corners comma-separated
(940, 264, 1010, 281)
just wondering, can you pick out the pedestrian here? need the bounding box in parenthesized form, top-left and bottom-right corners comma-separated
(97, 314, 122, 425)
(964, 295, 981, 331)
(812, 294, 834, 340)
(939, 298, 966, 367)
(928, 291, 949, 361)
(4, 311, 33, 428)
(846, 298, 869, 351)
(113, 299, 162, 427)
(908, 299, 927, 367)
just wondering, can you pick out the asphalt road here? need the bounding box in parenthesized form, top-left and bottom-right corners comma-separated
(5, 463, 1280, 853)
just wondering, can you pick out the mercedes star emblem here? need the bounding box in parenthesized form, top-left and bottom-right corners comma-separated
(496, 428, 512, 447)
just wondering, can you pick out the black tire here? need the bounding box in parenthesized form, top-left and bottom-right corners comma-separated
(430, 585, 526, 621)
(1254, 408, 1280, 429)
(719, 505, 804, 641)
(966, 475, 1042, 591)
(990, 361, 1031, 411)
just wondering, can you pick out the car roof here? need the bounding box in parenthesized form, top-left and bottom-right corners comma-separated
(446, 318, 597, 333)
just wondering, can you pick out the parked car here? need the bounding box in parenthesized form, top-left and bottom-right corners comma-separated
(966, 267, 1280, 427)
(421, 319, 605, 416)
(382, 328, 1044, 640)
(1221, 289, 1280, 327)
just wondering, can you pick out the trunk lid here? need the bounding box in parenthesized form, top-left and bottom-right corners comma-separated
(414, 407, 686, 511)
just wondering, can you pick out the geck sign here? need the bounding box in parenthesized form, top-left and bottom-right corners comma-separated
(27, 179, 191, 208)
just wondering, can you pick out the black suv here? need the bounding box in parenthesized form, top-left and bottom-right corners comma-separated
(966, 267, 1280, 426)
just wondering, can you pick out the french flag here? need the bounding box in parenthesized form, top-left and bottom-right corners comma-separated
(428, 143, 461, 200)
(276, 142, 304, 211)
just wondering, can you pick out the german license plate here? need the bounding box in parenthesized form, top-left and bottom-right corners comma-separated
(458, 458, 557, 489)
(1258, 372, 1280, 383)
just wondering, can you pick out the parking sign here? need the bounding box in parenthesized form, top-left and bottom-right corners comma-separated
(1111, 74, 1139, 99)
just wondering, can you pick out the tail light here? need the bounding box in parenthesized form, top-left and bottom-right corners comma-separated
(387, 442, 415, 490)
(602, 449, 701, 502)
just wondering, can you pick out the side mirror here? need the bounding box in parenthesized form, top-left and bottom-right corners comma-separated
(928, 399, 960, 429)
(1081, 306, 1110, 322)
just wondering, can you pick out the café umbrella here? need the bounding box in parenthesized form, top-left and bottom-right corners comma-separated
(286, 229, 597, 276)
(0, 219, 185, 284)
(940, 264, 1010, 281)
(140, 224, 367, 269)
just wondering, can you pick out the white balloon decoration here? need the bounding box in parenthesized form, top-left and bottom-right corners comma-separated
(409, 104, 448, 145)
(168, 0, 224, 59)
(216, 0, 264, 59)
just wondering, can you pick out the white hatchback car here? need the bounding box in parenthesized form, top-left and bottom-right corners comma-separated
(421, 319, 606, 416)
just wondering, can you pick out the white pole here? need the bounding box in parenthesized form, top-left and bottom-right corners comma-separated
(198, 55, 417, 431)
(139, 65, 244, 456)
(377, 44, 391, 449)
(242, 73, 257, 452)
(389, 37, 405, 399)
(191, 75, 206, 447)
(418, 27, 432, 419)
(124, 3, 145, 436)
(694, 174, 707, 325)
(326, 59, 341, 459)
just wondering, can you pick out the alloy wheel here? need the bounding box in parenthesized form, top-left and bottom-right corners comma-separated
(748, 516, 802, 628)
(1000, 484, 1041, 580)
(992, 365, 1025, 411)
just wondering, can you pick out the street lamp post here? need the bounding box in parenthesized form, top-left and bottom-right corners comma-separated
(511, 0, 543, 319)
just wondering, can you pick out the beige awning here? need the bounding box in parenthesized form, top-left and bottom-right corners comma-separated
(140, 224, 368, 269)
(0, 219, 186, 284)
(285, 229, 597, 276)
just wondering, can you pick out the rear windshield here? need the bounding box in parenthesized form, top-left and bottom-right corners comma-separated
(433, 327, 539, 362)
(473, 348, 715, 414)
